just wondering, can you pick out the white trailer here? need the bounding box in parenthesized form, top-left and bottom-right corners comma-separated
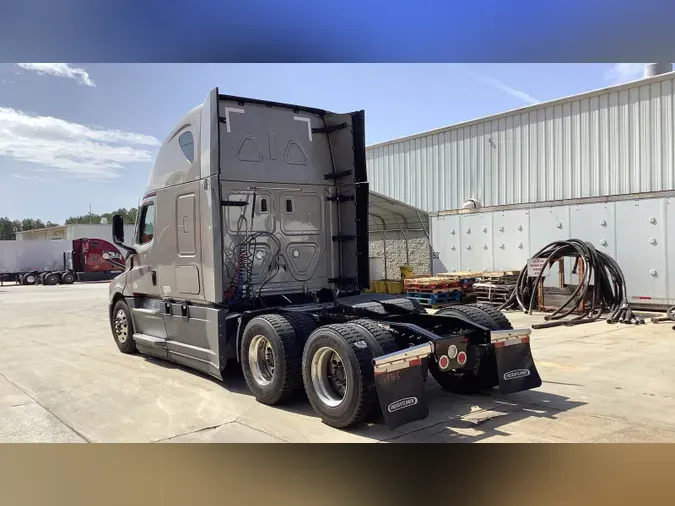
(0, 240, 69, 274)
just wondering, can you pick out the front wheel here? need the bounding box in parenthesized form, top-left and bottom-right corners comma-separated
(111, 299, 137, 354)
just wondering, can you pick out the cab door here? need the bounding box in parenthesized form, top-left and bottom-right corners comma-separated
(128, 196, 167, 343)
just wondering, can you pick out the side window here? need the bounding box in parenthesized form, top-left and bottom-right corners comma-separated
(178, 131, 194, 163)
(138, 203, 156, 245)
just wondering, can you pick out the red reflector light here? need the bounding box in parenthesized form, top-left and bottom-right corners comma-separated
(638, 296, 652, 300)
(409, 357, 421, 367)
(457, 351, 467, 366)
(438, 355, 450, 369)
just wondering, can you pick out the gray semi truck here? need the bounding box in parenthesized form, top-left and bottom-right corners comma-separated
(108, 89, 542, 430)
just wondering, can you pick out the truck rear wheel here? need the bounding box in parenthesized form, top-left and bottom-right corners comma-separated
(430, 306, 500, 394)
(22, 273, 37, 285)
(345, 319, 398, 357)
(61, 272, 76, 285)
(44, 272, 60, 286)
(469, 303, 513, 330)
(111, 299, 137, 354)
(302, 324, 378, 429)
(240, 314, 305, 405)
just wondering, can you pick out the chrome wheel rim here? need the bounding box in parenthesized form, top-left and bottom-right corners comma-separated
(25, 275, 35, 284)
(113, 309, 128, 343)
(249, 335, 275, 387)
(310, 346, 347, 408)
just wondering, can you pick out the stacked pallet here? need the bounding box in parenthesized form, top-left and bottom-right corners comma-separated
(403, 276, 463, 309)
(473, 270, 520, 305)
(437, 271, 482, 298)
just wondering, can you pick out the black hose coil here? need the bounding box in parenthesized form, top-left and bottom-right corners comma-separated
(499, 239, 643, 328)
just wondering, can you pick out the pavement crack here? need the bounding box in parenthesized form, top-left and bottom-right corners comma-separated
(0, 371, 91, 443)
(152, 421, 236, 442)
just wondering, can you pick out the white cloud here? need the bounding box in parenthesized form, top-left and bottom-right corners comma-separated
(458, 67, 539, 105)
(479, 75, 540, 105)
(605, 63, 645, 84)
(0, 107, 160, 180)
(16, 63, 96, 87)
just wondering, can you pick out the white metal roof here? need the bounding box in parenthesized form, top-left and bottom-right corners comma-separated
(368, 191, 429, 236)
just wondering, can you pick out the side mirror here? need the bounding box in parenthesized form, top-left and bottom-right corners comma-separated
(112, 214, 136, 256)
(112, 214, 125, 245)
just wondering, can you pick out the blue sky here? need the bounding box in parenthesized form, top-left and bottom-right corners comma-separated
(0, 63, 650, 223)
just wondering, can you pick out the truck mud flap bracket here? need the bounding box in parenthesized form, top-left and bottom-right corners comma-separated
(373, 343, 433, 430)
(491, 330, 542, 395)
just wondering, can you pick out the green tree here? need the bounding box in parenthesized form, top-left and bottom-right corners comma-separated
(65, 208, 137, 225)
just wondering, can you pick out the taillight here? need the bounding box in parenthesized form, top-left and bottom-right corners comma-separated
(456, 351, 467, 366)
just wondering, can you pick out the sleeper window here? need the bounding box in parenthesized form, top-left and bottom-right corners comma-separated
(178, 131, 195, 163)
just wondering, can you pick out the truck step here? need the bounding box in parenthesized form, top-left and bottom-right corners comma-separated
(132, 333, 168, 348)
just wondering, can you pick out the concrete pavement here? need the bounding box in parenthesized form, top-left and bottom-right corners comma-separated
(1, 283, 674, 442)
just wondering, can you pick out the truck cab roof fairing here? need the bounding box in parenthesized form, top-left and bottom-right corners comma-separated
(145, 103, 204, 194)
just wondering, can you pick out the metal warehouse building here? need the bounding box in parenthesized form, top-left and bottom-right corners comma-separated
(16, 224, 136, 244)
(367, 64, 675, 308)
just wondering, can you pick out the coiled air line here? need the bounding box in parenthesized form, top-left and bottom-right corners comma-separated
(499, 239, 644, 329)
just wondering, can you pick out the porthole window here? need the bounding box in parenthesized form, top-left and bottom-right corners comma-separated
(178, 131, 194, 163)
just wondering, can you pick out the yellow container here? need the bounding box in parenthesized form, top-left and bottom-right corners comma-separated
(386, 281, 403, 294)
(372, 280, 388, 293)
(400, 266, 414, 279)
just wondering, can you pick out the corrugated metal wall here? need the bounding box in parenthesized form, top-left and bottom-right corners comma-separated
(367, 72, 675, 212)
(429, 192, 675, 309)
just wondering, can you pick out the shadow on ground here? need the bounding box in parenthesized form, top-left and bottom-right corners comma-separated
(142, 354, 585, 442)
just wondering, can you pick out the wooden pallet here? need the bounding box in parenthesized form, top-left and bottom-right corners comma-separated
(475, 298, 507, 306)
(407, 290, 462, 304)
(437, 271, 482, 278)
(404, 276, 462, 291)
(473, 282, 516, 293)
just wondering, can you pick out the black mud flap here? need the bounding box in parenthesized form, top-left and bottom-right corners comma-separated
(494, 338, 542, 395)
(374, 359, 429, 430)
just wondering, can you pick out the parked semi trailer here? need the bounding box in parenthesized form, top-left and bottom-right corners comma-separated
(0, 237, 125, 285)
(108, 89, 542, 430)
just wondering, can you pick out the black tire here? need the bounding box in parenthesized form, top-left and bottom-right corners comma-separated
(302, 324, 378, 429)
(111, 299, 137, 354)
(437, 305, 499, 330)
(345, 319, 400, 421)
(22, 273, 36, 285)
(470, 303, 513, 330)
(44, 272, 60, 286)
(280, 311, 317, 345)
(431, 305, 499, 394)
(240, 314, 304, 405)
(61, 272, 76, 285)
(345, 319, 398, 357)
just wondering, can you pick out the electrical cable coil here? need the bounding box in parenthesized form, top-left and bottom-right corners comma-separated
(499, 239, 644, 329)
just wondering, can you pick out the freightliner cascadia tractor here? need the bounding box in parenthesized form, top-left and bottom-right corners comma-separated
(108, 89, 541, 430)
